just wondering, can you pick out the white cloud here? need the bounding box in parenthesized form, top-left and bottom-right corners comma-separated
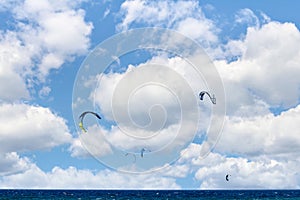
(117, 0, 218, 46)
(38, 53, 64, 77)
(15, 0, 93, 78)
(0, 0, 92, 101)
(1, 0, 299, 189)
(68, 137, 91, 158)
(188, 151, 299, 189)
(3, 144, 299, 189)
(0, 165, 180, 189)
(103, 8, 110, 18)
(159, 163, 190, 178)
(95, 56, 208, 123)
(72, 125, 113, 158)
(175, 17, 218, 42)
(267, 107, 300, 155)
(0, 103, 72, 153)
(195, 156, 300, 189)
(216, 105, 300, 159)
(38, 86, 51, 98)
(172, 143, 300, 189)
(72, 51, 222, 172)
(37, 10, 92, 55)
(176, 16, 300, 189)
(0, 102, 73, 176)
(91, 56, 211, 154)
(217, 21, 300, 112)
(0, 0, 92, 178)
(0, 152, 31, 176)
(235, 8, 260, 28)
(0, 0, 18, 11)
(0, 69, 30, 102)
(0, 32, 32, 101)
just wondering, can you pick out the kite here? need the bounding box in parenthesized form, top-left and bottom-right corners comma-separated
(125, 153, 136, 163)
(140, 148, 151, 158)
(78, 111, 101, 132)
(225, 174, 231, 181)
(199, 91, 216, 104)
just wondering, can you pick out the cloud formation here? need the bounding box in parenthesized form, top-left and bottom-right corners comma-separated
(117, 0, 218, 46)
(0, 0, 92, 178)
(112, 0, 300, 188)
(1, 0, 300, 189)
(216, 105, 300, 158)
(0, 165, 180, 189)
(217, 22, 300, 111)
(0, 103, 72, 153)
(0, 103, 73, 176)
(0, 0, 93, 101)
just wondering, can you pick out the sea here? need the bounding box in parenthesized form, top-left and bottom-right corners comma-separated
(0, 190, 299, 199)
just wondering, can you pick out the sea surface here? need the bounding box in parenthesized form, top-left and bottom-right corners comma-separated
(0, 190, 299, 199)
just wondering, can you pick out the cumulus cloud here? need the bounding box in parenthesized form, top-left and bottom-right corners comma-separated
(164, 10, 300, 189)
(205, 19, 300, 188)
(201, 19, 300, 187)
(90, 55, 212, 154)
(195, 156, 300, 189)
(0, 103, 72, 153)
(95, 55, 209, 122)
(117, 0, 219, 46)
(0, 165, 180, 189)
(0, 0, 92, 177)
(0, 0, 92, 102)
(70, 125, 113, 158)
(215, 105, 300, 158)
(68, 137, 91, 158)
(235, 8, 260, 28)
(72, 4, 300, 189)
(0, 152, 31, 176)
(70, 48, 222, 172)
(217, 21, 300, 110)
(172, 143, 300, 189)
(2, 143, 299, 189)
(16, 0, 93, 79)
(0, 32, 32, 101)
(0, 103, 73, 176)
(0, 69, 30, 102)
(1, 0, 299, 189)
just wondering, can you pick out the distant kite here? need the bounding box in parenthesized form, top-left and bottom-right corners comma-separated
(199, 91, 216, 104)
(78, 111, 101, 132)
(125, 153, 136, 163)
(225, 174, 231, 181)
(140, 148, 151, 158)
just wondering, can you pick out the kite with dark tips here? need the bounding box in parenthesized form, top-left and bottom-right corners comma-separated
(225, 174, 231, 181)
(78, 111, 101, 132)
(199, 91, 216, 104)
(140, 148, 151, 158)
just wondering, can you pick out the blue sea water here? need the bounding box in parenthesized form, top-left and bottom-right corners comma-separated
(0, 190, 299, 199)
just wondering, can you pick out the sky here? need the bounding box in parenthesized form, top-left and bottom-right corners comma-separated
(0, 0, 300, 189)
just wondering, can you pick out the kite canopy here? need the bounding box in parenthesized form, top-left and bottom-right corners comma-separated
(140, 148, 151, 158)
(225, 174, 230, 181)
(78, 111, 101, 133)
(125, 153, 136, 163)
(199, 91, 216, 104)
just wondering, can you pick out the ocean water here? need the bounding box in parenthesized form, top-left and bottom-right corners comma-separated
(0, 190, 299, 199)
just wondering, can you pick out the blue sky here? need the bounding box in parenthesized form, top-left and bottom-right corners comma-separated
(0, 0, 300, 189)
